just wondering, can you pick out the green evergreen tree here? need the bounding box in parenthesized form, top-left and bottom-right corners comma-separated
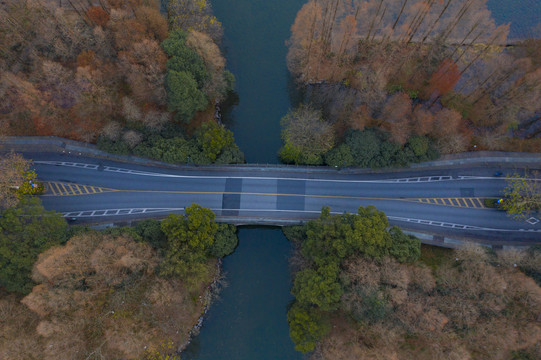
(292, 262, 343, 311)
(388, 226, 421, 263)
(196, 121, 235, 161)
(160, 204, 218, 278)
(209, 223, 238, 258)
(287, 304, 328, 353)
(0, 197, 67, 294)
(165, 70, 207, 122)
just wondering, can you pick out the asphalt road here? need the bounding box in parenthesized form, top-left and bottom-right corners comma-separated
(21, 152, 541, 246)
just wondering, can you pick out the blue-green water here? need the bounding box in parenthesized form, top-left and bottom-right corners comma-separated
(211, 0, 306, 164)
(183, 228, 301, 360)
(488, 0, 541, 39)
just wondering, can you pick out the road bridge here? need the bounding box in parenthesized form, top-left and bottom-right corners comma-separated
(15, 151, 540, 248)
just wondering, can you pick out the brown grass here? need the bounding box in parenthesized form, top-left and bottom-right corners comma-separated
(0, 293, 42, 360)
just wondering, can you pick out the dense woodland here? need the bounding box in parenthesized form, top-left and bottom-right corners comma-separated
(0, 196, 238, 359)
(283, 0, 541, 166)
(0, 0, 243, 164)
(0, 154, 238, 359)
(284, 208, 541, 359)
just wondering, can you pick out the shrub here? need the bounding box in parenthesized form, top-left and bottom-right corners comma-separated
(135, 219, 167, 250)
(0, 197, 67, 294)
(324, 144, 354, 168)
(209, 223, 238, 258)
(279, 106, 335, 165)
(388, 226, 421, 263)
(287, 304, 328, 354)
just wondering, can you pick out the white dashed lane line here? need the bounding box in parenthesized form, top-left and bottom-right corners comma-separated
(33, 161, 520, 184)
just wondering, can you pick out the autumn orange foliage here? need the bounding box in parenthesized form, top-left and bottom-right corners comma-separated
(426, 59, 460, 98)
(287, 0, 540, 155)
(0, 0, 213, 143)
(87, 6, 109, 27)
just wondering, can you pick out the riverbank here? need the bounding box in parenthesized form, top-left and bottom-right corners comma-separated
(179, 259, 223, 352)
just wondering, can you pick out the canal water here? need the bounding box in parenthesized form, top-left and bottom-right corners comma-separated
(183, 0, 305, 358)
(183, 0, 540, 359)
(210, 0, 306, 164)
(182, 228, 301, 359)
(487, 0, 541, 39)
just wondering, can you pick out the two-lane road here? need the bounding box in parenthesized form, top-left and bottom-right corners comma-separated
(23, 152, 541, 246)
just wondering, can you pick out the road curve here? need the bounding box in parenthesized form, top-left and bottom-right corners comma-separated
(19, 152, 541, 247)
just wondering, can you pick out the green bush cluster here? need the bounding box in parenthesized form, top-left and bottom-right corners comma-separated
(324, 128, 439, 168)
(0, 197, 68, 294)
(284, 206, 420, 353)
(162, 31, 209, 122)
(97, 121, 244, 164)
(159, 204, 238, 285)
(387, 84, 419, 99)
(134, 219, 168, 250)
(161, 30, 235, 123)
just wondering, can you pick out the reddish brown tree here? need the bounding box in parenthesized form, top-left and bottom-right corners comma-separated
(427, 59, 460, 98)
(87, 6, 110, 27)
(411, 104, 434, 135)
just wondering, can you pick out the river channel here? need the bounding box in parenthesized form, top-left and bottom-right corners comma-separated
(183, 0, 540, 359)
(183, 0, 305, 358)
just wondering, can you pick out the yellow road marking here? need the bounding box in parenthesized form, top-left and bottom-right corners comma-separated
(50, 183, 58, 195)
(40, 182, 487, 210)
(474, 198, 484, 208)
(407, 197, 486, 209)
(42, 182, 117, 196)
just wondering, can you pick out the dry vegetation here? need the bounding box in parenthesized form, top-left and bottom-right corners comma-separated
(1, 0, 168, 141)
(0, 231, 216, 360)
(287, 0, 541, 154)
(0, 152, 29, 209)
(0, 0, 230, 142)
(313, 243, 541, 360)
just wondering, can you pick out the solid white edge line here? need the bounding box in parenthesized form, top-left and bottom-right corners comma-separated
(34, 161, 538, 183)
(61, 208, 540, 232)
